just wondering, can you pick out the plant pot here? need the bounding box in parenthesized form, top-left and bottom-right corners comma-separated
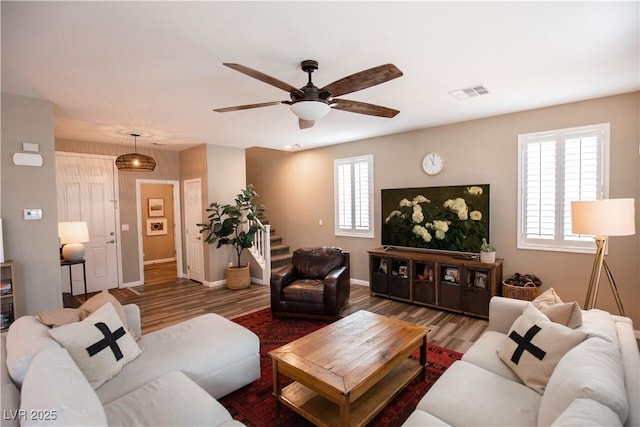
(226, 265, 251, 289)
(480, 251, 496, 264)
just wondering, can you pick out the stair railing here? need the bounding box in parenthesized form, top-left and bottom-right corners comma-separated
(247, 216, 271, 285)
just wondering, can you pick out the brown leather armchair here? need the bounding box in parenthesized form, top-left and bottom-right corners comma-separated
(270, 247, 350, 319)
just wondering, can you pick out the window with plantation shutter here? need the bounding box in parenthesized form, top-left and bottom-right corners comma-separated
(334, 155, 374, 237)
(517, 123, 609, 253)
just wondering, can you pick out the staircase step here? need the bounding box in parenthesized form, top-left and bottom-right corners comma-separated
(271, 253, 292, 269)
(270, 235, 283, 245)
(271, 243, 289, 256)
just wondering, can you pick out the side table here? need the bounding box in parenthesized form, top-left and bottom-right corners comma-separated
(60, 259, 87, 300)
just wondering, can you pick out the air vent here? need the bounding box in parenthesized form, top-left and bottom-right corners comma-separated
(449, 84, 490, 100)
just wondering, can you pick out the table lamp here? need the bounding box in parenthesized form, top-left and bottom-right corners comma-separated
(571, 198, 635, 315)
(58, 221, 90, 262)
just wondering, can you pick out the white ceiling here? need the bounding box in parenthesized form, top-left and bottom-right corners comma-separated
(2, 1, 638, 152)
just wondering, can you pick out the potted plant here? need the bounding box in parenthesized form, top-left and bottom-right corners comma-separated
(198, 185, 266, 289)
(479, 238, 496, 263)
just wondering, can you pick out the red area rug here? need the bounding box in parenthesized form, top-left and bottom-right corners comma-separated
(220, 308, 462, 427)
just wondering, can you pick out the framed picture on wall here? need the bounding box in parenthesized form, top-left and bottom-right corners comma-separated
(146, 218, 168, 236)
(148, 198, 164, 217)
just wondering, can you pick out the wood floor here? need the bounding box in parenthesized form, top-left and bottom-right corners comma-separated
(105, 262, 488, 353)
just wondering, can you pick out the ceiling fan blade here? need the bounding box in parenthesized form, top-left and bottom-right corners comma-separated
(299, 118, 315, 129)
(213, 101, 284, 112)
(223, 63, 303, 96)
(332, 99, 399, 118)
(321, 64, 403, 97)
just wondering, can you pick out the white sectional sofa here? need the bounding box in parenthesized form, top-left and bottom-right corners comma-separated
(403, 296, 640, 427)
(1, 303, 260, 426)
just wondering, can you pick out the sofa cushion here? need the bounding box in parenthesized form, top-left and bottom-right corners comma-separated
(95, 313, 260, 403)
(37, 308, 88, 327)
(532, 288, 582, 328)
(497, 303, 586, 394)
(19, 347, 108, 426)
(578, 309, 618, 343)
(293, 247, 343, 279)
(461, 330, 522, 383)
(80, 289, 139, 340)
(48, 303, 141, 389)
(282, 279, 324, 303)
(416, 360, 541, 426)
(1, 382, 20, 427)
(538, 337, 628, 426)
(551, 398, 622, 427)
(104, 371, 234, 427)
(5, 316, 61, 387)
(402, 410, 451, 426)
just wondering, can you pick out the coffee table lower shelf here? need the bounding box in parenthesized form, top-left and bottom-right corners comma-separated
(276, 358, 422, 427)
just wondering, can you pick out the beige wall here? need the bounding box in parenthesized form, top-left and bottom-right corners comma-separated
(205, 144, 247, 283)
(55, 139, 181, 283)
(141, 183, 175, 262)
(248, 92, 640, 325)
(1, 93, 62, 316)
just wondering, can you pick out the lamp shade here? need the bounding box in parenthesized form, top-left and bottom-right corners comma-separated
(571, 198, 636, 237)
(115, 132, 156, 172)
(58, 221, 89, 244)
(290, 101, 331, 121)
(115, 153, 157, 171)
(58, 221, 90, 262)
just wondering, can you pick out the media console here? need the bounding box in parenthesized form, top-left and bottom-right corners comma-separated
(368, 247, 503, 318)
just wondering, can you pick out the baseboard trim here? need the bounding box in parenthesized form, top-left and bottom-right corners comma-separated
(251, 277, 268, 286)
(121, 280, 143, 288)
(143, 257, 176, 265)
(202, 279, 225, 288)
(351, 279, 369, 287)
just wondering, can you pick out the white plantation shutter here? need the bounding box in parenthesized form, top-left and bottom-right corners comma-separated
(518, 123, 609, 253)
(334, 155, 374, 237)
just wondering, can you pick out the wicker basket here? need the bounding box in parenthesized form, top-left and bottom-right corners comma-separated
(226, 265, 251, 289)
(502, 281, 540, 301)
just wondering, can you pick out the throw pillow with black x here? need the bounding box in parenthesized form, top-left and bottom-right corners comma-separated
(497, 303, 586, 394)
(86, 322, 127, 361)
(49, 302, 142, 389)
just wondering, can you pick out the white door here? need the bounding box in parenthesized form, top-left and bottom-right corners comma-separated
(56, 153, 119, 294)
(184, 179, 204, 283)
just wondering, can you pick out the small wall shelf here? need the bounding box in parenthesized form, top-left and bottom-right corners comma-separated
(1, 261, 16, 330)
(368, 248, 503, 318)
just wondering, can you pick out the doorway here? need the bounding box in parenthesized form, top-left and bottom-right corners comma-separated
(55, 152, 121, 294)
(136, 180, 183, 285)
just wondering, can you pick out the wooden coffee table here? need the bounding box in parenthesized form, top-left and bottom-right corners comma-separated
(269, 310, 429, 427)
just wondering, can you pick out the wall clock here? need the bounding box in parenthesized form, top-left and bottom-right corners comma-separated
(422, 152, 444, 175)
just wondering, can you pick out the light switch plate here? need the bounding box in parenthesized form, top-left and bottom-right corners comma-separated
(22, 142, 40, 152)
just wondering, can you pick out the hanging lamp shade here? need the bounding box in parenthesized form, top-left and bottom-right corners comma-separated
(116, 133, 156, 171)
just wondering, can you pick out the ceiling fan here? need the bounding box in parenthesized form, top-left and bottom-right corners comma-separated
(214, 60, 403, 129)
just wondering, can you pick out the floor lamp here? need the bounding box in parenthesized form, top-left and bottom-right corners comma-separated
(571, 198, 635, 316)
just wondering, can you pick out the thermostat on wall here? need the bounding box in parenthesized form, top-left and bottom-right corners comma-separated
(24, 209, 42, 220)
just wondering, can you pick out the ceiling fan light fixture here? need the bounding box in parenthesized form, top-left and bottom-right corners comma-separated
(290, 101, 331, 121)
(115, 133, 156, 172)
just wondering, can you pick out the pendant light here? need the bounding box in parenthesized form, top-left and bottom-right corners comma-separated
(115, 133, 156, 171)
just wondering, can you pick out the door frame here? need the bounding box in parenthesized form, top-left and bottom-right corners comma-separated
(55, 151, 123, 289)
(135, 179, 184, 283)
